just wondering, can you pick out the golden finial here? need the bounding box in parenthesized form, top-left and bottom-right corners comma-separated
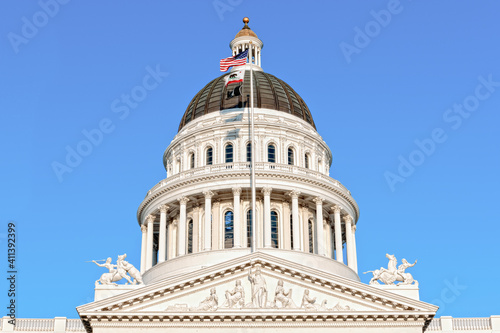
(243, 17, 249, 24)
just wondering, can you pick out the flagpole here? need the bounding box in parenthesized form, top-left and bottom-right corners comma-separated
(249, 42, 257, 253)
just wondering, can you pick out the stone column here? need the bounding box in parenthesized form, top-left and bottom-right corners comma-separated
(233, 187, 242, 248)
(352, 224, 358, 273)
(203, 191, 214, 251)
(256, 199, 263, 248)
(212, 201, 221, 250)
(177, 197, 189, 256)
(192, 205, 200, 253)
(313, 197, 325, 256)
(170, 219, 178, 258)
(332, 205, 343, 263)
(140, 224, 147, 274)
(282, 201, 291, 250)
(145, 214, 155, 270)
(262, 187, 272, 248)
(289, 190, 301, 251)
(328, 213, 334, 259)
(344, 215, 355, 270)
(302, 205, 309, 252)
(167, 220, 173, 260)
(158, 204, 169, 264)
(325, 218, 332, 259)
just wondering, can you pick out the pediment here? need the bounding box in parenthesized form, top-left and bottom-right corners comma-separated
(77, 252, 437, 331)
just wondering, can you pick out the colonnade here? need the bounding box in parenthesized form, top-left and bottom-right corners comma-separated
(139, 187, 358, 274)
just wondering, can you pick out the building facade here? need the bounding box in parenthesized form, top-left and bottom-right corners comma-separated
(2, 18, 498, 333)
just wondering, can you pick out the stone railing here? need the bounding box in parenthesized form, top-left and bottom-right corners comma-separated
(1, 317, 85, 332)
(426, 316, 499, 331)
(453, 317, 492, 330)
(146, 162, 351, 198)
(427, 318, 442, 330)
(14, 318, 54, 331)
(65, 319, 85, 332)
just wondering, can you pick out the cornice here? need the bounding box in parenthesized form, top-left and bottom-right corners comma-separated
(79, 311, 433, 330)
(137, 169, 359, 223)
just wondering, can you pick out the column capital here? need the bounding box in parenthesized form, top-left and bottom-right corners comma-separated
(146, 214, 155, 224)
(141, 225, 147, 233)
(203, 190, 216, 199)
(232, 187, 242, 195)
(158, 204, 169, 213)
(353, 224, 357, 232)
(313, 197, 324, 205)
(331, 205, 342, 214)
(287, 190, 301, 199)
(342, 215, 353, 224)
(261, 186, 272, 196)
(171, 219, 178, 227)
(178, 196, 190, 205)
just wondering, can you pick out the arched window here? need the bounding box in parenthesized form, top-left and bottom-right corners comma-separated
(304, 153, 310, 169)
(271, 211, 279, 248)
(189, 153, 195, 169)
(288, 147, 294, 165)
(290, 214, 294, 249)
(247, 210, 252, 247)
(187, 219, 193, 254)
(224, 211, 234, 248)
(225, 144, 233, 163)
(206, 147, 213, 165)
(246, 143, 252, 162)
(308, 219, 314, 253)
(268, 144, 276, 163)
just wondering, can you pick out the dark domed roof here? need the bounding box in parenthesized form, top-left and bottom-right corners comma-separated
(178, 70, 315, 131)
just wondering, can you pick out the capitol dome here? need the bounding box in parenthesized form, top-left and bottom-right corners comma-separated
(135, 17, 360, 285)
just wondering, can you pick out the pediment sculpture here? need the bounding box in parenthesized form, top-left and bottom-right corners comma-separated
(168, 265, 354, 312)
(92, 253, 143, 286)
(364, 253, 418, 286)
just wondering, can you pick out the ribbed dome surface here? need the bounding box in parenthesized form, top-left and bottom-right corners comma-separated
(178, 71, 315, 131)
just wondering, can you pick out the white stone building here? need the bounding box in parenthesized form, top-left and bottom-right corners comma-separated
(2, 18, 498, 333)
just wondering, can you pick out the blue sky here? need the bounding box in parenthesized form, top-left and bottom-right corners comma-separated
(1, 0, 499, 319)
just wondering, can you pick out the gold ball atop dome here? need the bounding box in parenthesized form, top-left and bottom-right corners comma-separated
(243, 17, 249, 24)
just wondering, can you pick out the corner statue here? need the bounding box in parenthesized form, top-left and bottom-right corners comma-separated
(92, 253, 143, 287)
(364, 253, 418, 286)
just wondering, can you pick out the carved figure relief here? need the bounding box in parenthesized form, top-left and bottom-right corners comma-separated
(190, 287, 218, 311)
(248, 266, 267, 308)
(364, 253, 418, 286)
(301, 289, 327, 311)
(272, 279, 297, 308)
(223, 280, 245, 308)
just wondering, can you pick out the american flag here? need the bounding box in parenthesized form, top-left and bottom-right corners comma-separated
(220, 49, 248, 72)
